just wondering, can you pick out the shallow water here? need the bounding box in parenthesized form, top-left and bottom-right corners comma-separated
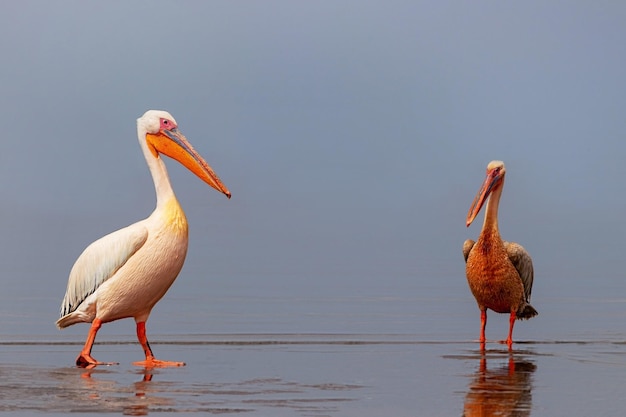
(2, 280, 626, 415)
(1, 336, 626, 416)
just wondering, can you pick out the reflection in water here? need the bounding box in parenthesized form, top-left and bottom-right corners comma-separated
(0, 363, 360, 414)
(463, 351, 536, 417)
(80, 368, 163, 416)
(76, 368, 359, 415)
(128, 371, 154, 416)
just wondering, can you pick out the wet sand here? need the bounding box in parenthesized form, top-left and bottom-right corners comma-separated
(1, 334, 626, 416)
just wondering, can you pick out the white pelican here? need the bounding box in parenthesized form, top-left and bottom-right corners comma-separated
(463, 160, 537, 349)
(56, 110, 231, 367)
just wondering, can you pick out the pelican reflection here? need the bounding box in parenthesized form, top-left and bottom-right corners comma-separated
(463, 352, 536, 417)
(79, 367, 168, 415)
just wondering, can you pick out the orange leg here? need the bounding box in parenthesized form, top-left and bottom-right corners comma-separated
(76, 318, 118, 368)
(132, 321, 185, 368)
(505, 311, 516, 349)
(479, 309, 487, 345)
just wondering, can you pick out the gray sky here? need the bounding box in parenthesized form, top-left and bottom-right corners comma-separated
(1, 1, 625, 315)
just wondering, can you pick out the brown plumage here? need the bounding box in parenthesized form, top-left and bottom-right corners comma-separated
(464, 161, 537, 348)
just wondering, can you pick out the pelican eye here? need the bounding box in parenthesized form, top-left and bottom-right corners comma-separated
(160, 118, 175, 130)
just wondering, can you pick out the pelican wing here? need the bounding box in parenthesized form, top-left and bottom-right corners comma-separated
(504, 241, 534, 302)
(462, 239, 475, 263)
(59, 224, 149, 317)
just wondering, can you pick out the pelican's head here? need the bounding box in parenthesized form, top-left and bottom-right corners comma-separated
(138, 110, 231, 199)
(465, 160, 505, 227)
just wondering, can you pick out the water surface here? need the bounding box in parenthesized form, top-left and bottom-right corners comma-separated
(1, 279, 626, 415)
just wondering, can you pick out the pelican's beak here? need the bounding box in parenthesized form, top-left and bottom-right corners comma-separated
(146, 129, 231, 199)
(466, 167, 503, 227)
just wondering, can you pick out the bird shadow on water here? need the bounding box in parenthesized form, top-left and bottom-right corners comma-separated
(446, 348, 537, 417)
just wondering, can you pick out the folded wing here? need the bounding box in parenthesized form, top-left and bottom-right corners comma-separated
(59, 224, 149, 318)
(504, 241, 534, 302)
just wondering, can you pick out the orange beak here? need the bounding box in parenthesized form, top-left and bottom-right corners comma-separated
(146, 128, 231, 199)
(466, 167, 503, 227)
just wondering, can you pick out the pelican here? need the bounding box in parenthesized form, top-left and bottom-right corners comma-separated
(463, 160, 537, 348)
(56, 110, 231, 368)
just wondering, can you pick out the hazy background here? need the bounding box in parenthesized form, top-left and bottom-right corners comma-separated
(1, 1, 625, 339)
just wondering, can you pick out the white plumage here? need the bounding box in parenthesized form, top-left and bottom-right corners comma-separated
(57, 110, 230, 367)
